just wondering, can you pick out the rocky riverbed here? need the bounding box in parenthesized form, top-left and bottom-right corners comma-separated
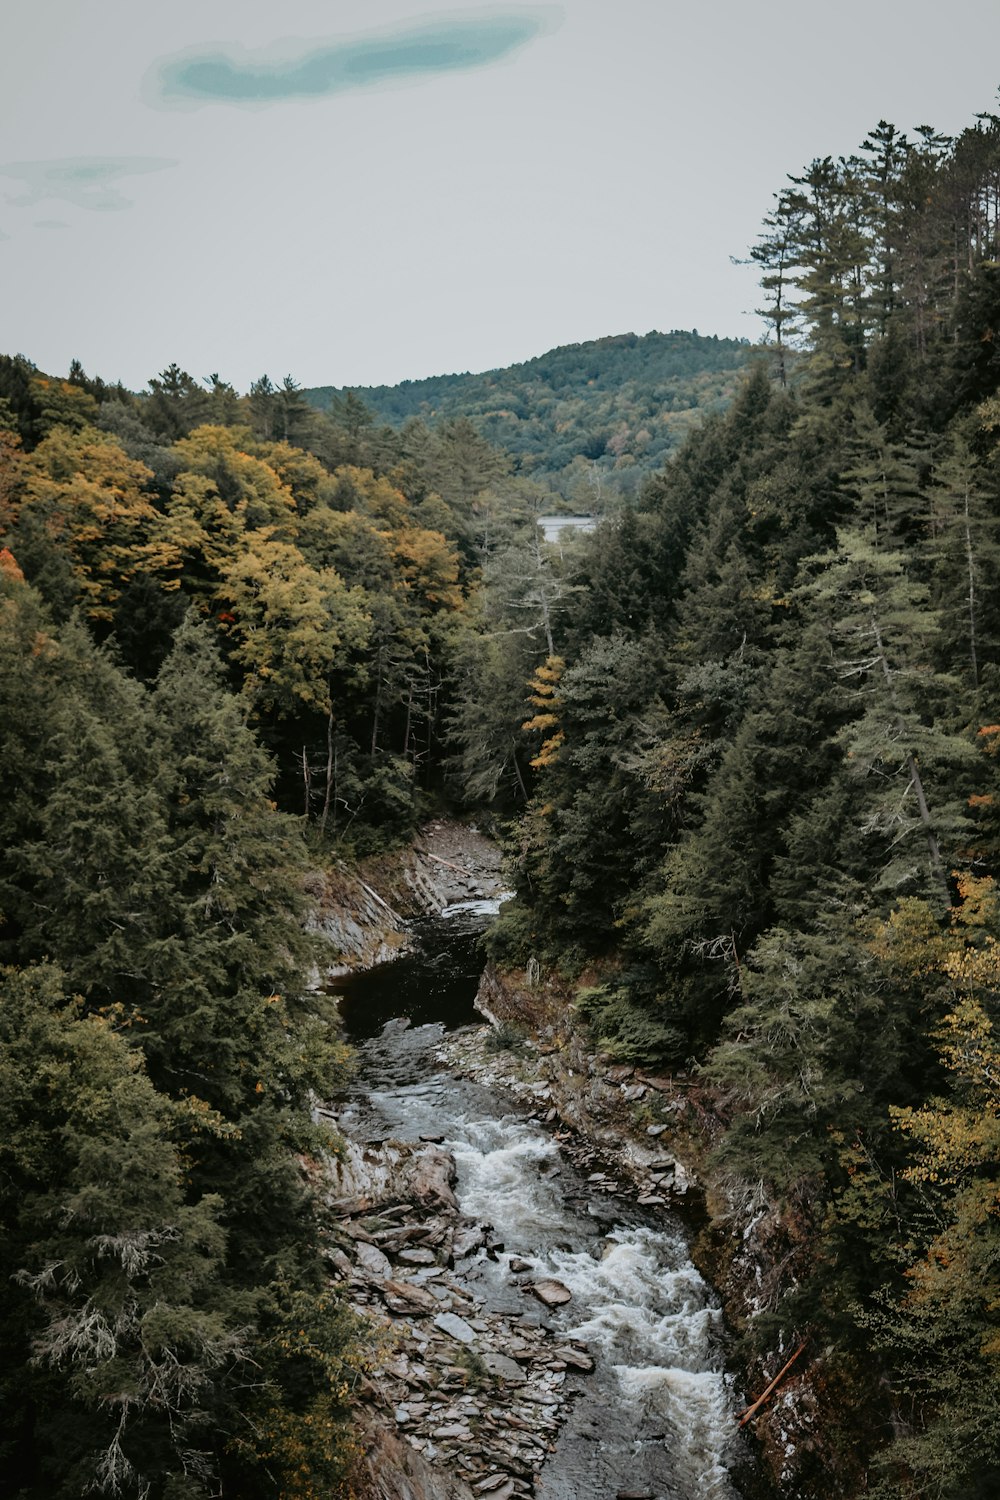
(319, 1111, 593, 1500)
(323, 958, 749, 1500)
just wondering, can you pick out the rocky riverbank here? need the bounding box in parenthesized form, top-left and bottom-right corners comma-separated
(318, 1121, 595, 1500)
(461, 963, 872, 1500)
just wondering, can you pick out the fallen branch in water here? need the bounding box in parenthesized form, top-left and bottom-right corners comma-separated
(737, 1339, 808, 1428)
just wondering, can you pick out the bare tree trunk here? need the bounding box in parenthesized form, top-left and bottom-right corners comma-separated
(511, 741, 530, 804)
(872, 616, 949, 903)
(403, 683, 413, 761)
(962, 478, 979, 688)
(301, 746, 311, 819)
(370, 646, 383, 757)
(320, 709, 335, 836)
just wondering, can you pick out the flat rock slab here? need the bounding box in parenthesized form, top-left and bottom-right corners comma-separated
(410, 1146, 459, 1210)
(475, 1479, 516, 1500)
(530, 1279, 573, 1307)
(453, 1224, 487, 1258)
(382, 1279, 441, 1315)
(481, 1351, 527, 1384)
(434, 1311, 477, 1344)
(354, 1240, 392, 1279)
(397, 1247, 438, 1266)
(475, 1480, 515, 1500)
(552, 1345, 594, 1372)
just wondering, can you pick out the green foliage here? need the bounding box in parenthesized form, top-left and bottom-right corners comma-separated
(703, 929, 885, 1195)
(575, 984, 685, 1066)
(304, 330, 751, 503)
(0, 964, 242, 1498)
(0, 575, 359, 1496)
(464, 92, 1000, 1497)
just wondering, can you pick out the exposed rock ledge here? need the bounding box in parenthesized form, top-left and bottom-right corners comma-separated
(308, 820, 504, 981)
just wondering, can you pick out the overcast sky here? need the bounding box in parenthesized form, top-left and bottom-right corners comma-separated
(3, 1, 1000, 393)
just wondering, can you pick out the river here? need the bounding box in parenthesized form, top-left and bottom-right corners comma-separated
(335, 901, 757, 1500)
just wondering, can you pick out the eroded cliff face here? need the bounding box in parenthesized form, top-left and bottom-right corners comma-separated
(461, 964, 875, 1500)
(309, 821, 505, 980)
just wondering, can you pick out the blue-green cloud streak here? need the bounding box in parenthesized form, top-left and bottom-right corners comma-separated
(149, 7, 561, 107)
(0, 157, 179, 211)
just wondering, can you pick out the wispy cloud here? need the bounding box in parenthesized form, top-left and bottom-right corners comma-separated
(0, 157, 179, 212)
(34, 218, 70, 230)
(147, 7, 561, 108)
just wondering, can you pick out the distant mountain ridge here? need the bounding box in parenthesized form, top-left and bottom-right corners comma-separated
(304, 329, 752, 502)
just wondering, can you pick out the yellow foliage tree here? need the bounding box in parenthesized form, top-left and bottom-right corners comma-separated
(522, 655, 565, 769)
(10, 427, 178, 620)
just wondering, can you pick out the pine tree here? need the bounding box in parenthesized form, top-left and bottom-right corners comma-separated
(0, 964, 244, 1499)
(799, 524, 974, 907)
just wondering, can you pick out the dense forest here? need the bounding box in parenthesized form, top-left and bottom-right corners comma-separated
(0, 352, 530, 1496)
(3, 92, 1000, 1500)
(471, 105, 1000, 1497)
(303, 330, 751, 504)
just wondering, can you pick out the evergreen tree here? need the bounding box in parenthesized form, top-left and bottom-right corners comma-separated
(0, 964, 243, 1499)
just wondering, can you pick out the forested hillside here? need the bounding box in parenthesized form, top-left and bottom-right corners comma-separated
(455, 105, 1000, 1497)
(0, 352, 531, 1496)
(303, 330, 751, 503)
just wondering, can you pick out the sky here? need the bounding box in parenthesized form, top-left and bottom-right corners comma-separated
(3, 0, 1000, 394)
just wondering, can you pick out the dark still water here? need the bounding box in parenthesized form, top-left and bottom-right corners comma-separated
(334, 898, 500, 1038)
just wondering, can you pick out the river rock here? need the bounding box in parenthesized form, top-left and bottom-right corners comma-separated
(372, 1224, 428, 1247)
(342, 1220, 376, 1242)
(382, 1279, 441, 1315)
(508, 1256, 532, 1273)
(354, 1240, 392, 1278)
(475, 1479, 515, 1500)
(530, 1279, 573, 1307)
(482, 1351, 527, 1383)
(410, 1146, 459, 1210)
(397, 1247, 438, 1266)
(552, 1345, 594, 1371)
(434, 1311, 477, 1343)
(325, 1246, 354, 1278)
(453, 1223, 487, 1258)
(475, 1480, 515, 1500)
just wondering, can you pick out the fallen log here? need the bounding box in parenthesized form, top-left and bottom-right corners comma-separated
(425, 851, 476, 876)
(737, 1339, 808, 1428)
